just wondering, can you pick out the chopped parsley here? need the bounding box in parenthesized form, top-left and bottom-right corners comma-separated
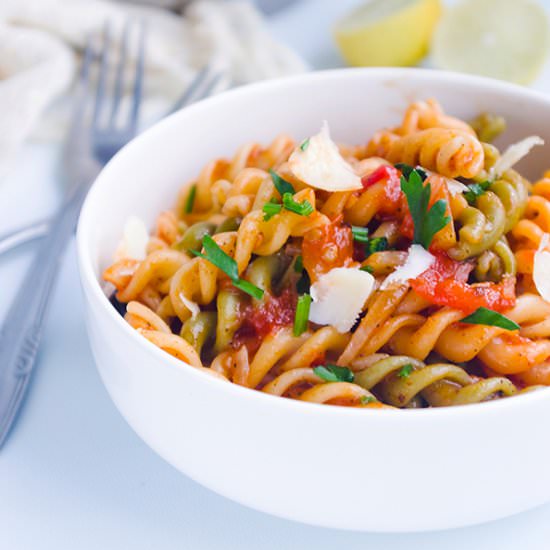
(282, 192, 314, 216)
(360, 265, 374, 274)
(365, 236, 388, 257)
(460, 307, 519, 331)
(313, 364, 355, 383)
(352, 226, 389, 256)
(360, 395, 377, 405)
(397, 363, 414, 378)
(300, 138, 310, 151)
(262, 199, 283, 221)
(400, 166, 451, 249)
(293, 294, 312, 336)
(296, 269, 310, 294)
(270, 169, 295, 196)
(190, 235, 264, 299)
(184, 184, 197, 214)
(464, 181, 491, 205)
(351, 226, 369, 243)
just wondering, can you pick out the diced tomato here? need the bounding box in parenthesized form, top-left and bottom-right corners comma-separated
(236, 287, 297, 342)
(411, 253, 516, 314)
(232, 287, 298, 357)
(362, 165, 402, 215)
(401, 174, 455, 251)
(302, 216, 354, 282)
(311, 353, 327, 367)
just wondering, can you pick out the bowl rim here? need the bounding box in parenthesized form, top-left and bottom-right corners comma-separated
(77, 66, 550, 419)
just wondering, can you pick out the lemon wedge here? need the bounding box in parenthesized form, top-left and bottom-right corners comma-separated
(334, 0, 442, 67)
(432, 0, 550, 85)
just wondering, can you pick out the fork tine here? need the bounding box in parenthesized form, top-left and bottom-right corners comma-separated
(169, 65, 211, 114)
(92, 22, 111, 128)
(80, 34, 94, 87)
(109, 20, 131, 126)
(64, 33, 95, 148)
(128, 21, 146, 132)
(167, 67, 227, 116)
(195, 72, 224, 101)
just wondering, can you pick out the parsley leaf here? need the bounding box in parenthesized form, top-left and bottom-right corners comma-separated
(190, 235, 264, 299)
(313, 364, 355, 383)
(282, 192, 314, 216)
(464, 181, 491, 205)
(460, 307, 519, 331)
(300, 138, 310, 151)
(395, 163, 427, 182)
(293, 294, 312, 336)
(262, 199, 282, 221)
(184, 184, 197, 214)
(270, 169, 295, 196)
(400, 168, 451, 249)
(397, 364, 414, 378)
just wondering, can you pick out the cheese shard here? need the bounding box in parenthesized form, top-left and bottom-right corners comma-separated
(179, 292, 200, 319)
(380, 244, 435, 290)
(115, 216, 149, 261)
(424, 168, 468, 196)
(533, 233, 550, 303)
(492, 136, 544, 178)
(309, 267, 375, 333)
(444, 178, 469, 196)
(288, 121, 363, 192)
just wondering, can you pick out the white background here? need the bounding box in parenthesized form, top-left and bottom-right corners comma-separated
(2, 1, 550, 548)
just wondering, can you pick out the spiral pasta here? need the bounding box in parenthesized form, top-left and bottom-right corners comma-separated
(366, 128, 485, 179)
(103, 99, 550, 410)
(449, 169, 529, 260)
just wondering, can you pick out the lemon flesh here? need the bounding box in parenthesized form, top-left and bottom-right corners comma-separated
(334, 0, 442, 67)
(432, 0, 550, 85)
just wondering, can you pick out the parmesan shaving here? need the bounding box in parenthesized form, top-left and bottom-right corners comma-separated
(533, 233, 550, 303)
(288, 121, 363, 192)
(309, 267, 375, 333)
(491, 136, 544, 178)
(114, 216, 149, 261)
(179, 293, 200, 319)
(380, 244, 435, 290)
(423, 168, 468, 196)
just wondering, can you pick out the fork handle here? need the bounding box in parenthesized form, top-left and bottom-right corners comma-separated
(0, 220, 50, 256)
(0, 185, 88, 447)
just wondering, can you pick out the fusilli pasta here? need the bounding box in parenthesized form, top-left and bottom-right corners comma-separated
(103, 99, 550, 409)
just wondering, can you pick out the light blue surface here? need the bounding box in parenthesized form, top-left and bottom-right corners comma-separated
(3, 1, 550, 548)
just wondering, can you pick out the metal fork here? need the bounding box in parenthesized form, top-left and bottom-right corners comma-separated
(0, 64, 226, 257)
(0, 21, 146, 449)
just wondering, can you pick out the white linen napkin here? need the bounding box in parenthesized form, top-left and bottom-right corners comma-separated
(0, 0, 306, 179)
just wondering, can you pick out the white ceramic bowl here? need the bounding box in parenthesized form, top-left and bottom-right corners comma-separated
(77, 68, 550, 532)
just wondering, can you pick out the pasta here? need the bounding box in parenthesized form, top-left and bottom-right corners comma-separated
(104, 99, 550, 409)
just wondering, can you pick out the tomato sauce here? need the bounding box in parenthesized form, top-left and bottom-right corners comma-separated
(234, 287, 297, 348)
(302, 216, 354, 282)
(411, 253, 516, 314)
